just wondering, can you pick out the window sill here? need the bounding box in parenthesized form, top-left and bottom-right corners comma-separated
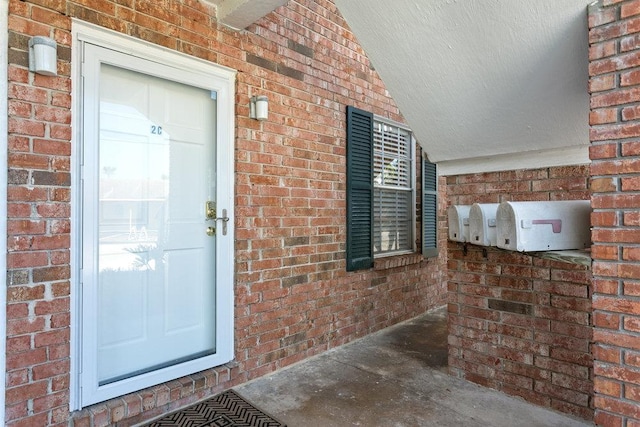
(374, 253, 424, 270)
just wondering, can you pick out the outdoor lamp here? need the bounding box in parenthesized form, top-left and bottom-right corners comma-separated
(29, 36, 58, 76)
(249, 95, 268, 121)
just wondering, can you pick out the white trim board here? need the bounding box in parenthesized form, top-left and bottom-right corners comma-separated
(436, 145, 590, 176)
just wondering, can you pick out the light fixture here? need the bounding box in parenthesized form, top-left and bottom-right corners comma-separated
(249, 95, 268, 121)
(29, 36, 58, 76)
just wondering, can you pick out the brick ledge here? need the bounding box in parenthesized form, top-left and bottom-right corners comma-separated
(374, 253, 424, 270)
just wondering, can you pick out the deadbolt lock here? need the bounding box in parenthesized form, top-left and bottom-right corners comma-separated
(206, 201, 216, 220)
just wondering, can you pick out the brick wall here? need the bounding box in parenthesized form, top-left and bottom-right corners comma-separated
(447, 165, 594, 420)
(589, 1, 640, 425)
(5, 1, 448, 425)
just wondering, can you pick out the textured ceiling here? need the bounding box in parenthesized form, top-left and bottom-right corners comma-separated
(333, 0, 593, 174)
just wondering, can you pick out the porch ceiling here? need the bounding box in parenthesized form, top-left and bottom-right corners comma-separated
(333, 0, 593, 175)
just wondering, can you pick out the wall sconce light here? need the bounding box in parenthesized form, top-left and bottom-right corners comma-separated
(249, 95, 268, 121)
(29, 36, 58, 76)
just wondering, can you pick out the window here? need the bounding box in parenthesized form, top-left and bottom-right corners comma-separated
(346, 106, 437, 272)
(373, 119, 414, 255)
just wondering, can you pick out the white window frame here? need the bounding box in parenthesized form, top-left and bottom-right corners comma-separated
(372, 116, 416, 257)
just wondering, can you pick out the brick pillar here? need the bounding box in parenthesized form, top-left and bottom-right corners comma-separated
(589, 1, 640, 425)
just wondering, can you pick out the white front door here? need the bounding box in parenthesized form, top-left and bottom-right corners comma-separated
(78, 36, 235, 407)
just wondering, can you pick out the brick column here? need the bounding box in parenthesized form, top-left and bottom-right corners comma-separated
(589, 1, 640, 425)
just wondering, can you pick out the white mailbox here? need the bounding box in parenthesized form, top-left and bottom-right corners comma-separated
(469, 203, 500, 246)
(496, 200, 591, 252)
(448, 205, 471, 242)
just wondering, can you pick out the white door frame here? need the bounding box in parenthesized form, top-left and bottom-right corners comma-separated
(1, 0, 9, 424)
(70, 21, 236, 409)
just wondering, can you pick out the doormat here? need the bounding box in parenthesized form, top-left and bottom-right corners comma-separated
(144, 389, 287, 427)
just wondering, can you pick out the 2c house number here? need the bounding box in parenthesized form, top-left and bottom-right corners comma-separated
(151, 125, 163, 135)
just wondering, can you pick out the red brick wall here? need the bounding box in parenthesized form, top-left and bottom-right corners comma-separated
(447, 166, 594, 420)
(5, 1, 448, 425)
(590, 1, 640, 425)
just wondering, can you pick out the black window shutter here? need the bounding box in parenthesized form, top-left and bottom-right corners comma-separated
(346, 106, 374, 271)
(422, 157, 438, 258)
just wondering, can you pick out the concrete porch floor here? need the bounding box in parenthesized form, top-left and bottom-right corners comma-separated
(235, 306, 594, 426)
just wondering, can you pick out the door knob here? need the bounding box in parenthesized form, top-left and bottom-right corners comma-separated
(206, 226, 215, 236)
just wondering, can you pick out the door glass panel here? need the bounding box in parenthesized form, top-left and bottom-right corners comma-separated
(97, 64, 217, 385)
